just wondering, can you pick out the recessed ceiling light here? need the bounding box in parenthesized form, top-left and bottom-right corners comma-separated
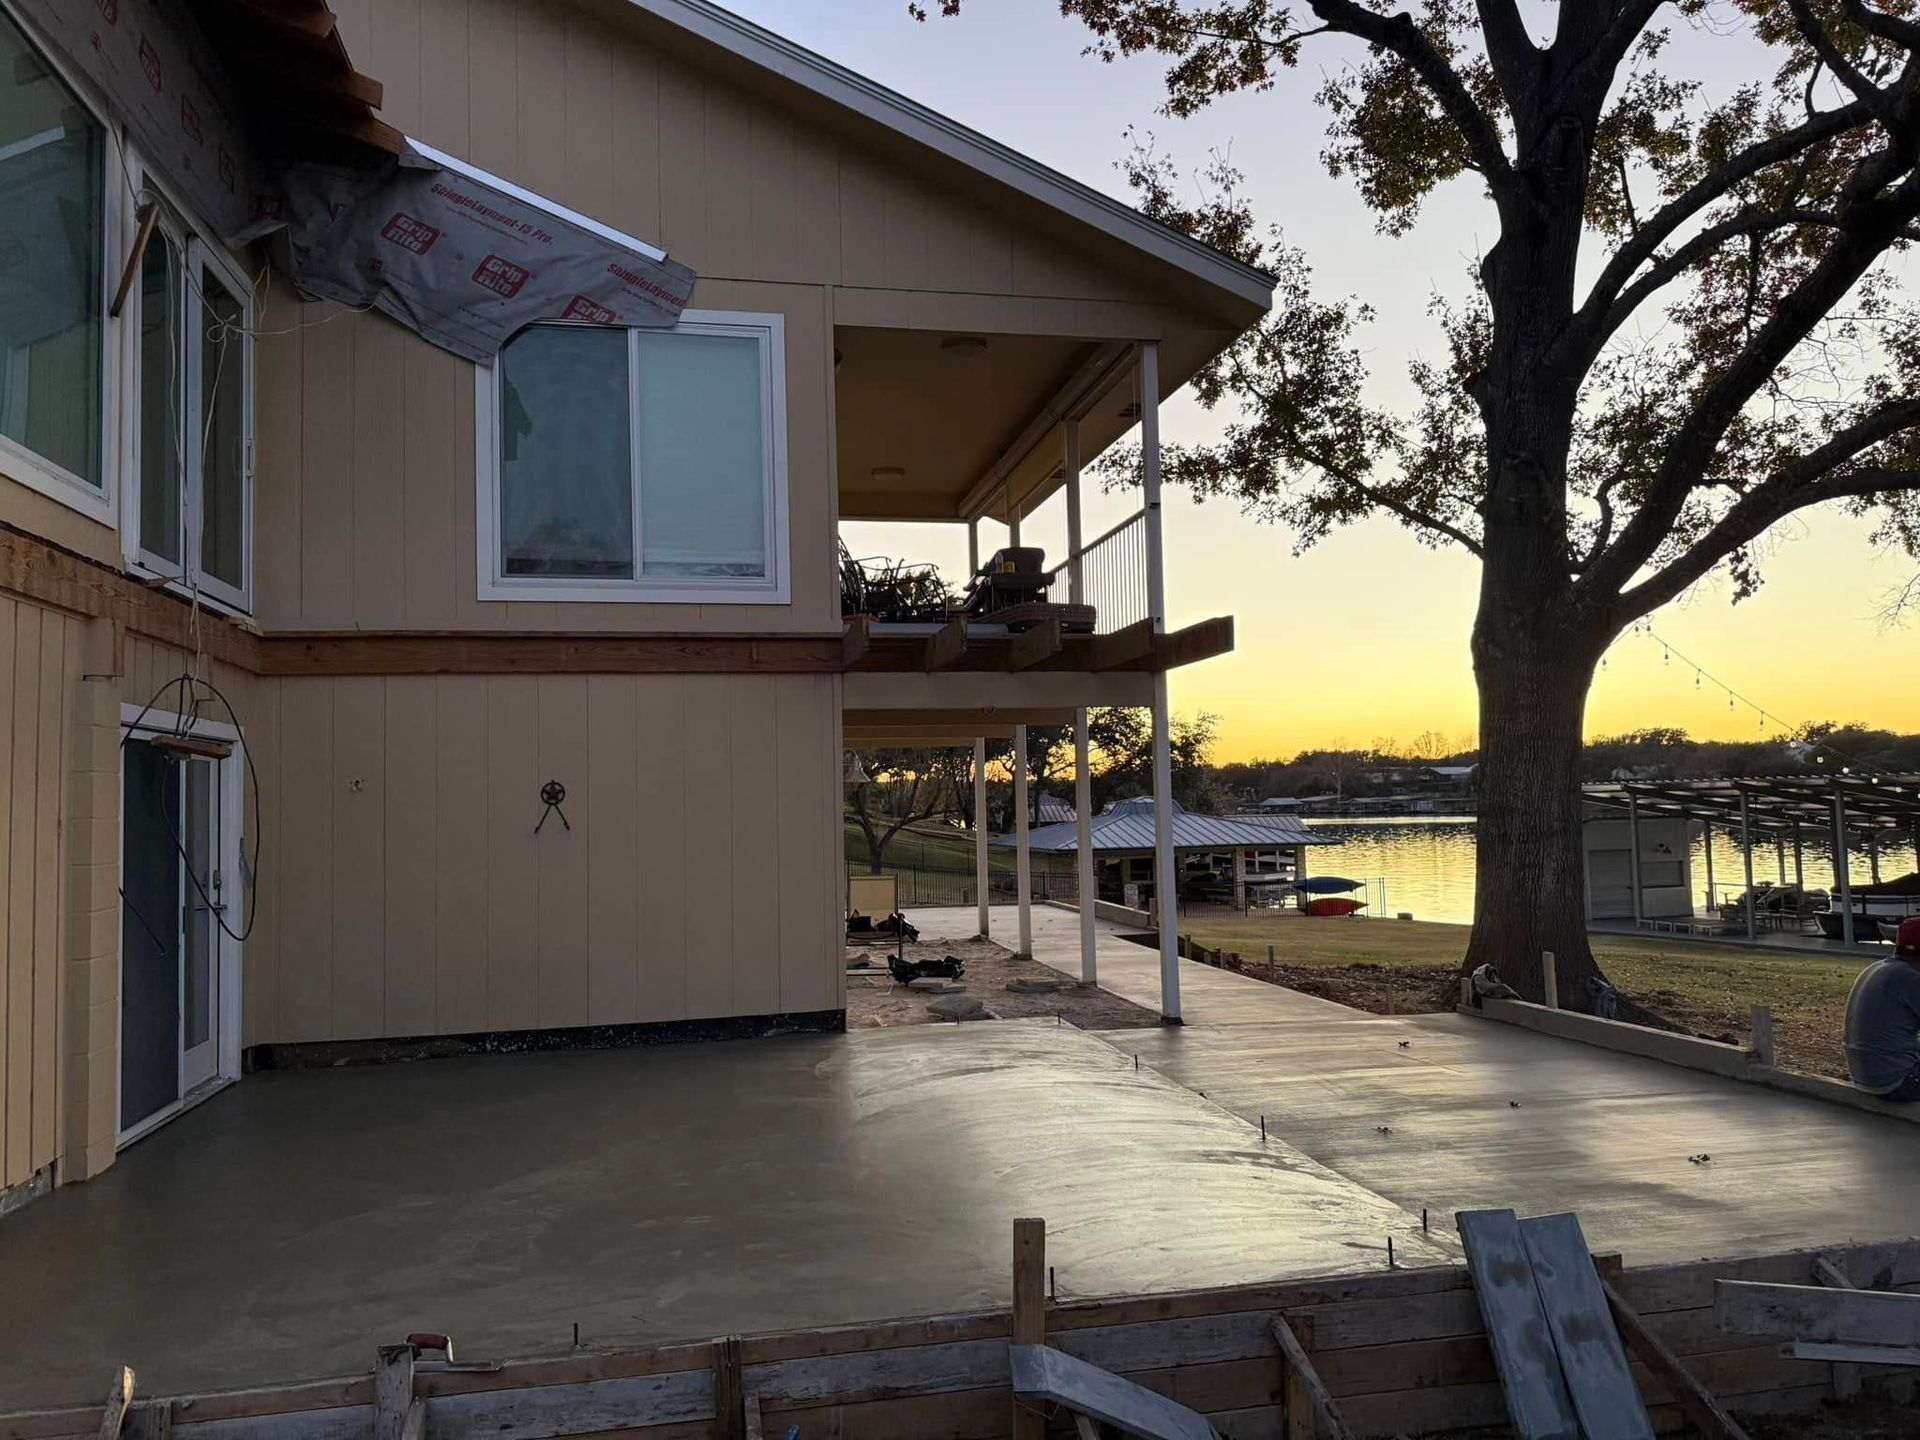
(940, 335, 988, 359)
(870, 466, 906, 483)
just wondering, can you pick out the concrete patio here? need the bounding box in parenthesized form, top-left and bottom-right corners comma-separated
(4, 903, 1918, 1413)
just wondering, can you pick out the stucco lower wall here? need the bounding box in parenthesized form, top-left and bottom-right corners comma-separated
(254, 672, 845, 1045)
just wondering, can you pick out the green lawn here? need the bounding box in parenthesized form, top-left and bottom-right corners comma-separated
(843, 818, 983, 875)
(1178, 908, 1870, 1078)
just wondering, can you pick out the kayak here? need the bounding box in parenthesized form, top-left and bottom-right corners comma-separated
(1304, 897, 1366, 917)
(1293, 876, 1364, 894)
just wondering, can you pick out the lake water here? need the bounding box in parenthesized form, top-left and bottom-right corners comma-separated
(1304, 816, 1912, 926)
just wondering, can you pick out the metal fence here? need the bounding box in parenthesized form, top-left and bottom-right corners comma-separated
(1051, 509, 1148, 635)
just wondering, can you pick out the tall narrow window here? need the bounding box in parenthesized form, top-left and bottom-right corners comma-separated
(197, 267, 246, 590)
(131, 212, 254, 608)
(138, 232, 182, 565)
(0, 10, 105, 494)
(486, 313, 786, 602)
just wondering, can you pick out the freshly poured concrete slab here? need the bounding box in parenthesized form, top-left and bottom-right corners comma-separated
(0, 1021, 1446, 1409)
(1109, 1012, 1920, 1266)
(909, 904, 1368, 1025)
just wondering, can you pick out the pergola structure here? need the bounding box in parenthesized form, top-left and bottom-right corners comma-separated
(1582, 774, 1920, 945)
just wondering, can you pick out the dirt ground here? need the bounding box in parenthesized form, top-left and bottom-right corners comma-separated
(1177, 907, 1870, 1079)
(844, 932, 1161, 1030)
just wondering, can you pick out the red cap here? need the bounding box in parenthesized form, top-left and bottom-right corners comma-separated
(1899, 917, 1920, 957)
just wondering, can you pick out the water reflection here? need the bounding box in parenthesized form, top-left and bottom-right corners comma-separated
(1304, 816, 1915, 926)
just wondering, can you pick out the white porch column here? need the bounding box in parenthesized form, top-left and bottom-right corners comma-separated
(1793, 821, 1805, 890)
(1702, 816, 1715, 909)
(1065, 421, 1085, 602)
(1141, 341, 1180, 1021)
(1008, 493, 1022, 549)
(1739, 789, 1757, 941)
(1074, 709, 1096, 983)
(968, 518, 980, 579)
(1014, 723, 1033, 958)
(973, 738, 990, 938)
(1626, 793, 1644, 926)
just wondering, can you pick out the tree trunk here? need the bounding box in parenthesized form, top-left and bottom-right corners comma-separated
(1463, 612, 1607, 1008)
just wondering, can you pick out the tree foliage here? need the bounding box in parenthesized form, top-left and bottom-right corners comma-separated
(922, 0, 1920, 616)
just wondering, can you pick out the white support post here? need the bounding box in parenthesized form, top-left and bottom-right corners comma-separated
(1065, 421, 1085, 604)
(1833, 786, 1855, 948)
(1627, 793, 1645, 927)
(1008, 495, 1022, 550)
(1870, 832, 1882, 884)
(1014, 723, 1033, 958)
(967, 518, 980, 580)
(1702, 816, 1715, 910)
(1152, 672, 1179, 1020)
(1793, 820, 1805, 891)
(973, 738, 990, 939)
(1739, 789, 1757, 941)
(1074, 708, 1096, 985)
(1141, 341, 1178, 1021)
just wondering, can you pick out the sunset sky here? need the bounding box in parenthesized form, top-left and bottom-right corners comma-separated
(746, 0, 1920, 762)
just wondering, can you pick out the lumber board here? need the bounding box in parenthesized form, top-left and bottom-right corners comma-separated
(118, 1406, 166, 1440)
(1456, 1209, 1578, 1440)
(924, 619, 969, 671)
(713, 1337, 744, 1440)
(1269, 1317, 1355, 1440)
(1813, 1255, 1864, 1399)
(420, 1369, 712, 1438)
(1009, 1345, 1220, 1440)
(741, 1394, 763, 1440)
(98, 1373, 133, 1440)
(1788, 1340, 1920, 1367)
(1715, 1280, 1920, 1346)
(1614, 1240, 1920, 1312)
(1012, 1218, 1047, 1440)
(1008, 618, 1063, 670)
(374, 1348, 414, 1440)
(1603, 1280, 1748, 1440)
(1518, 1213, 1651, 1440)
(745, 1338, 1009, 1407)
(1092, 620, 1156, 671)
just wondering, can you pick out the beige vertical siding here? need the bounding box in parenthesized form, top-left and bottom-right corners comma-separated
(253, 672, 841, 1044)
(247, 0, 1174, 639)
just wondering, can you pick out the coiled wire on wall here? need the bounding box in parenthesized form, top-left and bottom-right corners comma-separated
(119, 672, 264, 945)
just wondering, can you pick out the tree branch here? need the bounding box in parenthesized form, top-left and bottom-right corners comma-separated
(1785, 0, 1884, 110)
(1346, 474, 1487, 554)
(1618, 463, 1920, 620)
(1474, 0, 1542, 112)
(1576, 152, 1920, 603)
(1567, 95, 1877, 353)
(1307, 0, 1517, 188)
(1612, 395, 1920, 619)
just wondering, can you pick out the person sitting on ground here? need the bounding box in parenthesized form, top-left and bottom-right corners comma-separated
(1844, 917, 1920, 1101)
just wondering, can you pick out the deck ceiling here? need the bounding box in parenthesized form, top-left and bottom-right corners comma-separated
(835, 327, 1135, 523)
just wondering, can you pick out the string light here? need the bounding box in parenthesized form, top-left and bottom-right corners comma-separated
(1627, 626, 1869, 769)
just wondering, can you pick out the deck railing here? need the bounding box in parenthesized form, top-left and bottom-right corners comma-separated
(1051, 509, 1148, 635)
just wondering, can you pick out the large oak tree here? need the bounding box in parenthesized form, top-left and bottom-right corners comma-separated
(922, 0, 1920, 1009)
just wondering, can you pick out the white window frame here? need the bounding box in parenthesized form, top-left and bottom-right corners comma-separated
(116, 701, 245, 1149)
(0, 3, 125, 526)
(119, 162, 256, 616)
(475, 309, 790, 605)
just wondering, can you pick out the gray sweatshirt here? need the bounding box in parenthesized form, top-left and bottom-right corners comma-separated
(1844, 958, 1920, 1093)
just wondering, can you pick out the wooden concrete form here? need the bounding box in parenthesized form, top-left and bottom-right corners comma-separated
(1464, 995, 1920, 1123)
(6, 1238, 1916, 1440)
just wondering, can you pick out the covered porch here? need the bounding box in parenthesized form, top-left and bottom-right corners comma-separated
(835, 327, 1243, 1023)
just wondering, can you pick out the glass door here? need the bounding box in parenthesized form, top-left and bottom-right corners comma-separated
(121, 740, 227, 1140)
(180, 756, 221, 1093)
